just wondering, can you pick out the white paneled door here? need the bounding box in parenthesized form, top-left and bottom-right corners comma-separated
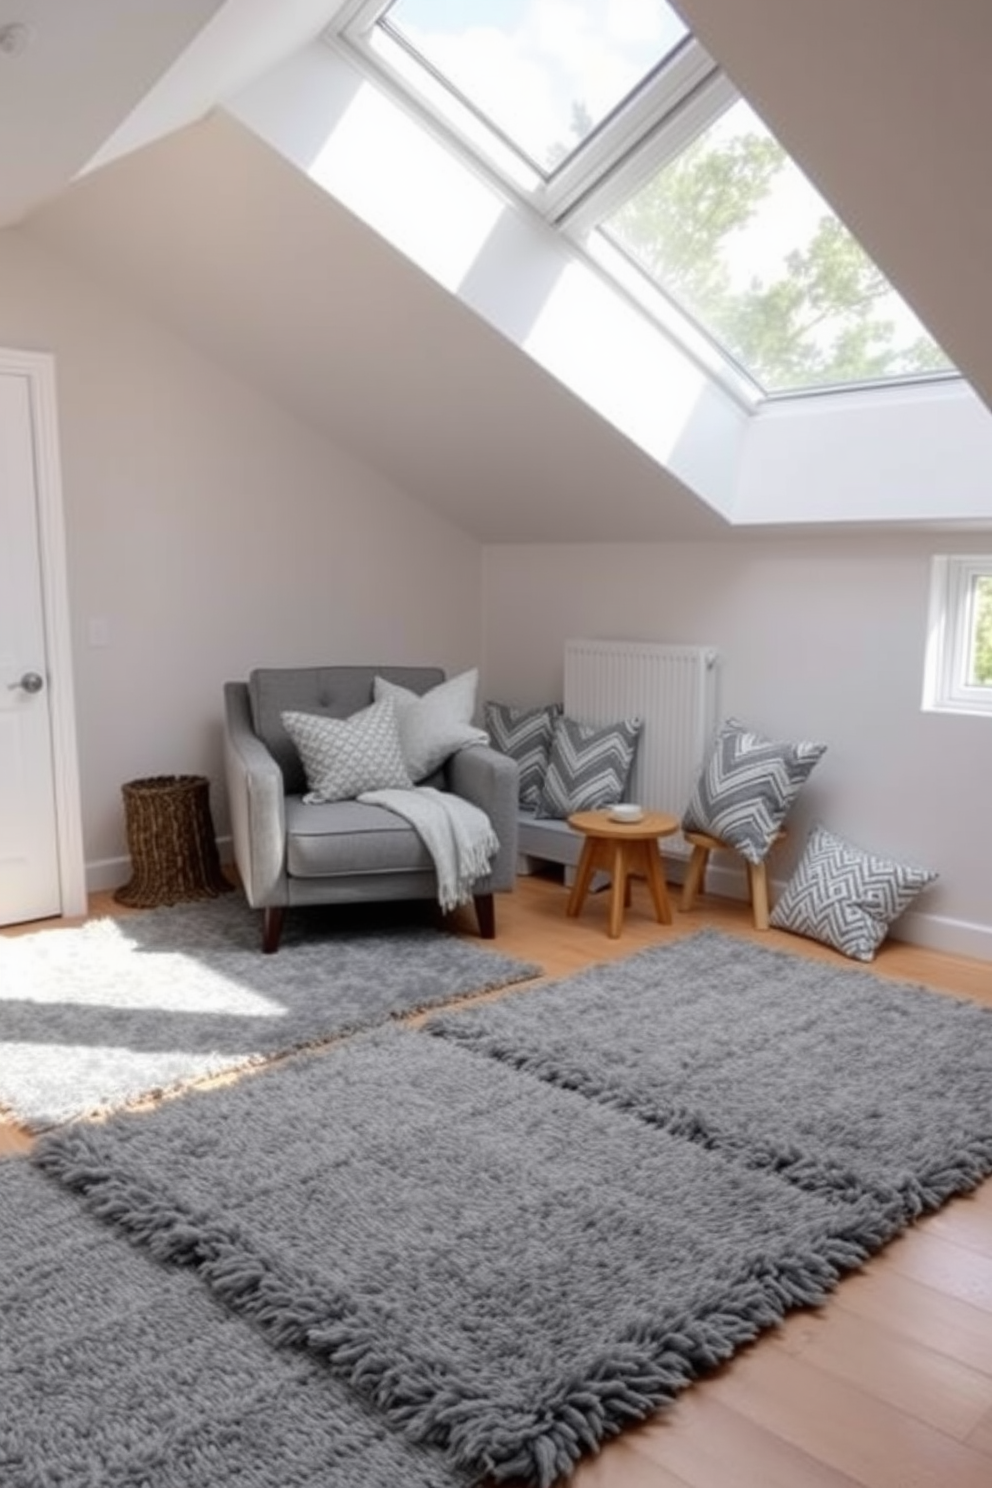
(0, 368, 69, 924)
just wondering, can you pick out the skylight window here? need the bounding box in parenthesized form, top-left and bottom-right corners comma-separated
(601, 99, 955, 393)
(380, 0, 688, 176)
(332, 0, 957, 398)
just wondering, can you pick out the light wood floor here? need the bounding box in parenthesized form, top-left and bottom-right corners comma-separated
(4, 871, 992, 1487)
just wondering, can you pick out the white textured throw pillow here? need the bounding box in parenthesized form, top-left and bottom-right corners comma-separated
(281, 698, 412, 802)
(373, 669, 489, 782)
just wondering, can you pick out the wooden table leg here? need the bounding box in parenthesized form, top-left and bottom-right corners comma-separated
(569, 838, 637, 938)
(747, 860, 771, 930)
(608, 842, 628, 939)
(567, 838, 599, 918)
(641, 839, 673, 925)
(680, 842, 710, 912)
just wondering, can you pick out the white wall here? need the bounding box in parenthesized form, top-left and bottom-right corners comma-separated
(0, 229, 484, 886)
(736, 382, 992, 526)
(2, 228, 988, 960)
(482, 538, 992, 960)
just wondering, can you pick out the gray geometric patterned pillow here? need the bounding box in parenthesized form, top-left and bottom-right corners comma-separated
(536, 716, 642, 819)
(281, 698, 412, 803)
(770, 823, 938, 962)
(484, 701, 562, 809)
(682, 717, 827, 865)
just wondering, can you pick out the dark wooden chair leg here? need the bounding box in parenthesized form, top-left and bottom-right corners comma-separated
(262, 906, 285, 954)
(474, 892, 496, 939)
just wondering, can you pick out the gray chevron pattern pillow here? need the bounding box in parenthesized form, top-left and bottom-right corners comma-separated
(770, 823, 938, 961)
(484, 701, 562, 808)
(682, 717, 827, 864)
(281, 698, 412, 803)
(536, 715, 642, 818)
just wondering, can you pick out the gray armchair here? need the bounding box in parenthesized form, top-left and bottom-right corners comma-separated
(223, 666, 519, 952)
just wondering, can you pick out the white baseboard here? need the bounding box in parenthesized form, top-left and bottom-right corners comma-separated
(85, 837, 234, 896)
(671, 857, 749, 903)
(888, 909, 992, 964)
(85, 854, 129, 894)
(673, 856, 992, 965)
(86, 839, 990, 965)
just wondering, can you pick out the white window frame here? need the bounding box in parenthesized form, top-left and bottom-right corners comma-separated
(333, 0, 722, 224)
(324, 1, 957, 403)
(922, 555, 992, 717)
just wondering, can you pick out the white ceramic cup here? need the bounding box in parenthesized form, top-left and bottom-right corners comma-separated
(609, 803, 644, 823)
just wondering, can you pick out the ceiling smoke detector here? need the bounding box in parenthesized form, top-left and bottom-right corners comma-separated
(0, 22, 35, 57)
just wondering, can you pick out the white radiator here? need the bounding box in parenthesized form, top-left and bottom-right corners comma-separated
(563, 638, 720, 858)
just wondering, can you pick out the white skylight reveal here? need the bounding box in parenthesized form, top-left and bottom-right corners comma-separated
(330, 0, 956, 399)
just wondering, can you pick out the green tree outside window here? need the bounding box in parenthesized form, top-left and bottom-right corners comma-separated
(603, 105, 952, 392)
(970, 576, 992, 685)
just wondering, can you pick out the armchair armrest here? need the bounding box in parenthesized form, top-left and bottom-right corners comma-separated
(223, 682, 288, 907)
(446, 744, 519, 891)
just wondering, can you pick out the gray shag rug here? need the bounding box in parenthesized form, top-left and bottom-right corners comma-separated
(426, 928, 992, 1223)
(0, 1156, 470, 1488)
(24, 929, 992, 1486)
(0, 894, 540, 1130)
(30, 1000, 968, 1485)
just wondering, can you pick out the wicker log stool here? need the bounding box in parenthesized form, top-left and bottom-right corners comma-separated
(114, 775, 231, 908)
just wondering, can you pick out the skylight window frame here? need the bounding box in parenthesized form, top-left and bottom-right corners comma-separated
(325, 2, 958, 404)
(325, 6, 764, 412)
(333, 1, 725, 220)
(368, 8, 544, 193)
(583, 226, 765, 403)
(537, 41, 721, 225)
(557, 68, 737, 232)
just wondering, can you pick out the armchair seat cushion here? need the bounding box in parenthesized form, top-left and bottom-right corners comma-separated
(285, 798, 434, 878)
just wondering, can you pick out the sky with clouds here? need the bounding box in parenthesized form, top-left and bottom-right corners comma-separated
(389, 0, 687, 165)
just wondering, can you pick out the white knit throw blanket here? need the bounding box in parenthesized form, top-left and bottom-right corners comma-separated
(357, 787, 500, 913)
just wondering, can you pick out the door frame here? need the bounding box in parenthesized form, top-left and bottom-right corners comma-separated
(1, 346, 86, 919)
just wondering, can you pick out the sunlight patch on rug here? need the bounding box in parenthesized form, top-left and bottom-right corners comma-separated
(0, 895, 540, 1130)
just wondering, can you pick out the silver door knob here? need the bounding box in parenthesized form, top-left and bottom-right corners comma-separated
(10, 671, 44, 694)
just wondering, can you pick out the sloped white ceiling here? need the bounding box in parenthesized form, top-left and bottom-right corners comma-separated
(6, 0, 992, 541)
(0, 0, 226, 224)
(0, 0, 351, 226)
(24, 114, 727, 542)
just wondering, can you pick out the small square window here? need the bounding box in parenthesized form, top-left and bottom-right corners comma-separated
(923, 556, 992, 716)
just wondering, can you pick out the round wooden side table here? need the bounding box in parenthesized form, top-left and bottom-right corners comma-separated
(566, 810, 680, 939)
